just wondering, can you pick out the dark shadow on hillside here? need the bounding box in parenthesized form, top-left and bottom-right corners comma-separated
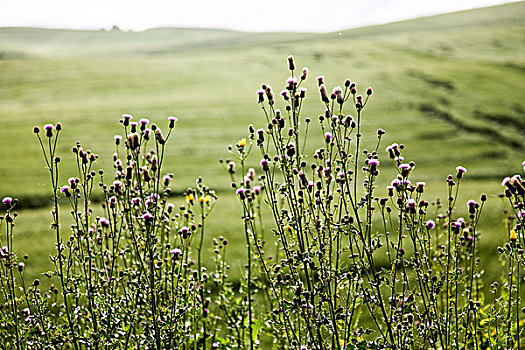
(418, 103, 525, 151)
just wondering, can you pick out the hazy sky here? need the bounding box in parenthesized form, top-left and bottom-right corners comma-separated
(1, 0, 520, 32)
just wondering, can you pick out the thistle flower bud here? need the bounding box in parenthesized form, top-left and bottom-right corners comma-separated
(317, 76, 324, 86)
(299, 87, 306, 99)
(150, 154, 158, 172)
(287, 55, 295, 71)
(33, 126, 40, 134)
(319, 84, 329, 103)
(128, 133, 140, 150)
(114, 135, 122, 145)
(163, 174, 173, 187)
(155, 128, 165, 145)
(300, 67, 308, 80)
(367, 87, 373, 96)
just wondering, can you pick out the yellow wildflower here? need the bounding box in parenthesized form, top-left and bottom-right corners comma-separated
(185, 193, 194, 203)
(238, 138, 247, 147)
(510, 229, 517, 241)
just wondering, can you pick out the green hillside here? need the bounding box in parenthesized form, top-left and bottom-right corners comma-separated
(0, 1, 524, 281)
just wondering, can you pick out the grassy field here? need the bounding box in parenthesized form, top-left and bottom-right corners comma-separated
(1, 1, 524, 284)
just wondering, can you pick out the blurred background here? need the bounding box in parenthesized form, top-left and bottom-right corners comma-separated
(1, 0, 524, 282)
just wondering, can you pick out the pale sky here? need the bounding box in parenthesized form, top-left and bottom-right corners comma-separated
(1, 0, 520, 33)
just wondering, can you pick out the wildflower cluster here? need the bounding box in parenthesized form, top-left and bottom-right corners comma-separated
(0, 57, 523, 349)
(225, 56, 524, 348)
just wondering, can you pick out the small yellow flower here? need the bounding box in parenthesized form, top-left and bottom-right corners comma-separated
(185, 193, 194, 203)
(204, 195, 211, 203)
(238, 138, 247, 147)
(510, 229, 517, 241)
(284, 225, 292, 231)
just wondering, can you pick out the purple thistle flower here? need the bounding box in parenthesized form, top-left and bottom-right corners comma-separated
(399, 163, 411, 177)
(325, 132, 332, 143)
(260, 159, 269, 171)
(425, 220, 435, 230)
(256, 89, 265, 103)
(113, 180, 123, 192)
(44, 124, 54, 137)
(122, 114, 133, 126)
(456, 166, 467, 179)
(142, 212, 154, 223)
(179, 226, 190, 239)
(236, 187, 246, 200)
(391, 179, 401, 188)
(168, 116, 178, 128)
(2, 197, 13, 206)
(286, 77, 297, 85)
(170, 248, 182, 259)
(61, 185, 71, 197)
(99, 217, 110, 227)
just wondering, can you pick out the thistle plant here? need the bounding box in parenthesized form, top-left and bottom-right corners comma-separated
(226, 56, 524, 349)
(0, 57, 523, 349)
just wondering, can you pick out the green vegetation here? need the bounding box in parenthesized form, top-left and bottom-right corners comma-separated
(0, 1, 524, 286)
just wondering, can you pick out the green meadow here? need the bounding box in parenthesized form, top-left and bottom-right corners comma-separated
(1, 1, 524, 284)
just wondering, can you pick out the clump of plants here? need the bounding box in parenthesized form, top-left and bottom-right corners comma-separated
(225, 56, 524, 349)
(0, 57, 523, 349)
